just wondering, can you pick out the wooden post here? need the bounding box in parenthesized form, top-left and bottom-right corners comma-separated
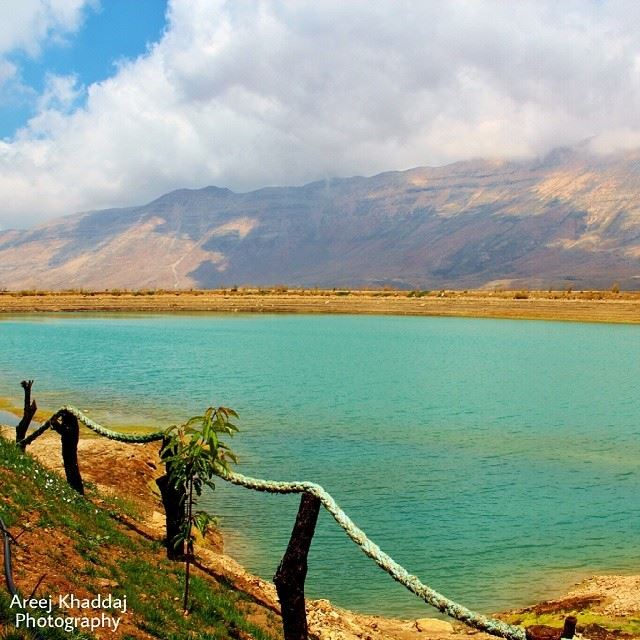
(273, 493, 321, 640)
(156, 437, 186, 559)
(0, 516, 19, 597)
(526, 616, 577, 640)
(561, 616, 577, 639)
(16, 380, 37, 449)
(52, 411, 84, 495)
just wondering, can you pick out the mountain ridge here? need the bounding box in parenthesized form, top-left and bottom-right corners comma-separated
(2, 146, 640, 290)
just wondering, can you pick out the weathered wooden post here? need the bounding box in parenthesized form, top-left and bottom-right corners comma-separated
(562, 616, 577, 639)
(16, 380, 37, 449)
(52, 410, 84, 495)
(156, 437, 186, 559)
(273, 493, 321, 640)
(526, 616, 577, 640)
(0, 516, 19, 597)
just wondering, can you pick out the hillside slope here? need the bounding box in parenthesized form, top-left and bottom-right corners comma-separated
(0, 430, 281, 640)
(2, 145, 640, 290)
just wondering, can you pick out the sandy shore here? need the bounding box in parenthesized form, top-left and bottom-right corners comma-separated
(1, 289, 640, 324)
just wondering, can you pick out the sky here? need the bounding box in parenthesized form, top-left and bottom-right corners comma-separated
(2, 0, 640, 229)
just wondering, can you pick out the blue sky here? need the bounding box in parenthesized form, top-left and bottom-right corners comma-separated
(2, 0, 640, 229)
(0, 1, 167, 138)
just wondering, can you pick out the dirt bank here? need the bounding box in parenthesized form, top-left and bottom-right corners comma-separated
(1, 289, 640, 324)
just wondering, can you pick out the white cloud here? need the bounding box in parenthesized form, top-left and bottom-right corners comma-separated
(0, 1, 91, 115)
(0, 1, 94, 133)
(0, 0, 93, 57)
(4, 0, 640, 227)
(36, 72, 83, 113)
(0, 59, 17, 87)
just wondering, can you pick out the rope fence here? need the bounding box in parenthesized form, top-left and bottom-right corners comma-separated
(15, 405, 526, 640)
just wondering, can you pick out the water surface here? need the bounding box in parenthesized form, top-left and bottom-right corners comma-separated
(0, 313, 638, 616)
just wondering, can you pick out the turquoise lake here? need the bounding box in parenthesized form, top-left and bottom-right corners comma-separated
(0, 313, 639, 617)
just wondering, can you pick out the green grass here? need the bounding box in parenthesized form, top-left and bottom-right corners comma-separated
(0, 591, 94, 639)
(502, 610, 640, 636)
(0, 434, 280, 640)
(110, 559, 274, 640)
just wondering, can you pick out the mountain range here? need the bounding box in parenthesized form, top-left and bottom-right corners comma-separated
(2, 143, 640, 291)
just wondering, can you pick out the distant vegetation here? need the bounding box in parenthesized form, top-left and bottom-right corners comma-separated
(1, 286, 640, 302)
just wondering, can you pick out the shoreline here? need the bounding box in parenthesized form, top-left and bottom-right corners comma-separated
(1, 412, 639, 638)
(2, 422, 640, 640)
(1, 289, 640, 324)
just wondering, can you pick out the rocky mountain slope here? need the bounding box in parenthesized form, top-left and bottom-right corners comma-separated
(2, 144, 640, 290)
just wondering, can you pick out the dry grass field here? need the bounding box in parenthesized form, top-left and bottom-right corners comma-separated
(0, 288, 639, 323)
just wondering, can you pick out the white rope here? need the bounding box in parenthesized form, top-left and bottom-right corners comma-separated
(24, 406, 526, 640)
